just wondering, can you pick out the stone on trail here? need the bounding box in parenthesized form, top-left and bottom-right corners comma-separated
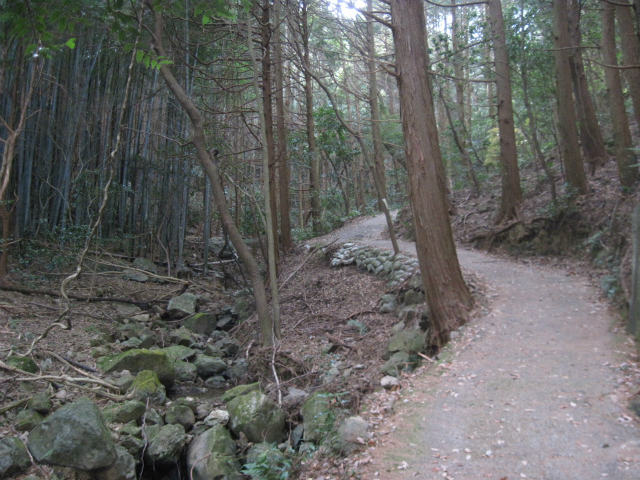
(335, 416, 370, 454)
(167, 292, 198, 318)
(226, 390, 286, 443)
(0, 436, 31, 478)
(186, 424, 241, 480)
(97, 348, 175, 387)
(28, 397, 117, 470)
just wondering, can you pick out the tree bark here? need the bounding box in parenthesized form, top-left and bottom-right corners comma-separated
(616, 3, 640, 131)
(390, 0, 473, 346)
(552, 0, 587, 194)
(147, 3, 275, 345)
(568, 0, 607, 173)
(602, 2, 638, 187)
(487, 0, 522, 223)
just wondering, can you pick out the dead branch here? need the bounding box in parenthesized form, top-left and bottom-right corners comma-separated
(0, 284, 153, 308)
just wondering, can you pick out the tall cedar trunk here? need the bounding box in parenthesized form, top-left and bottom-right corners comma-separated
(148, 4, 275, 345)
(451, 2, 480, 195)
(261, 0, 279, 265)
(390, 0, 472, 346)
(302, 0, 321, 234)
(274, 0, 292, 252)
(366, 0, 387, 210)
(602, 2, 638, 187)
(552, 0, 587, 194)
(568, 0, 607, 173)
(617, 4, 640, 130)
(487, 0, 522, 223)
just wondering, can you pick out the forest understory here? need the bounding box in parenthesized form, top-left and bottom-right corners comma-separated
(1, 158, 639, 480)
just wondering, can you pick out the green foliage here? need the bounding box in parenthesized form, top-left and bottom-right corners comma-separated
(242, 445, 292, 480)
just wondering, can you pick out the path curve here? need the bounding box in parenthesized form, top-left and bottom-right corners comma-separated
(319, 214, 640, 479)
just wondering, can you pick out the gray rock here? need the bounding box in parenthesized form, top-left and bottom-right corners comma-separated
(186, 424, 241, 480)
(127, 370, 166, 404)
(119, 434, 145, 457)
(291, 424, 304, 449)
(380, 376, 400, 389)
(204, 375, 227, 389)
(283, 387, 308, 408)
(97, 349, 175, 387)
(379, 294, 397, 313)
(102, 400, 146, 424)
(402, 289, 425, 305)
(95, 445, 136, 480)
(144, 408, 164, 426)
(387, 328, 426, 354)
(162, 345, 197, 362)
(346, 319, 367, 335)
(122, 269, 148, 282)
(133, 257, 158, 274)
(168, 326, 197, 347)
(216, 315, 235, 331)
(165, 404, 195, 430)
(0, 437, 30, 478)
(28, 398, 116, 470)
(28, 392, 52, 414)
(195, 354, 227, 378)
(336, 416, 369, 454)
(183, 312, 217, 335)
(381, 351, 417, 376)
(301, 392, 334, 443)
(109, 370, 136, 393)
(145, 424, 186, 466)
(15, 409, 44, 432)
(213, 336, 240, 357)
(226, 390, 286, 443)
(167, 293, 198, 318)
(204, 409, 230, 426)
(222, 382, 260, 403)
(174, 360, 198, 382)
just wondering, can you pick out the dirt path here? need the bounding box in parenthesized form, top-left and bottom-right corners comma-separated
(319, 214, 640, 479)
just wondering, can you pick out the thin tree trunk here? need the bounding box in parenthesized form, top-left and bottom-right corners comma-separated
(617, 3, 640, 130)
(147, 3, 275, 345)
(602, 2, 638, 187)
(487, 0, 522, 223)
(552, 0, 587, 194)
(390, 0, 473, 346)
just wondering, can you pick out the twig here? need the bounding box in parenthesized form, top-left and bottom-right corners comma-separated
(271, 341, 282, 406)
(0, 396, 30, 414)
(417, 352, 435, 362)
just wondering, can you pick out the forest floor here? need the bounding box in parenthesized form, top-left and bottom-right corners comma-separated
(312, 213, 640, 479)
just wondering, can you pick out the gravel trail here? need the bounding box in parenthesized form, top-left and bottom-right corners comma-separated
(320, 214, 640, 480)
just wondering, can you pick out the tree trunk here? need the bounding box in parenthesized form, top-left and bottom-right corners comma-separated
(617, 3, 640, 131)
(367, 0, 387, 211)
(390, 0, 473, 346)
(568, 0, 607, 173)
(301, 0, 321, 235)
(148, 3, 276, 345)
(487, 0, 522, 223)
(274, 0, 292, 252)
(602, 2, 638, 187)
(552, 0, 587, 194)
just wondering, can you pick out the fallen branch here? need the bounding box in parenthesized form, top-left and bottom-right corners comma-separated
(0, 284, 153, 308)
(0, 396, 30, 414)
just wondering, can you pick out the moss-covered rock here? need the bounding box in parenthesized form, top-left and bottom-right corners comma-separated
(161, 345, 196, 362)
(301, 392, 335, 443)
(128, 370, 166, 404)
(0, 437, 30, 478)
(381, 351, 417, 376)
(94, 445, 136, 480)
(102, 400, 146, 424)
(15, 409, 44, 432)
(174, 360, 198, 382)
(221, 382, 260, 403)
(145, 424, 186, 467)
(387, 328, 426, 354)
(97, 349, 175, 386)
(165, 404, 195, 430)
(167, 293, 198, 318)
(6, 355, 38, 373)
(226, 391, 286, 443)
(183, 312, 217, 335)
(194, 354, 227, 379)
(186, 424, 241, 480)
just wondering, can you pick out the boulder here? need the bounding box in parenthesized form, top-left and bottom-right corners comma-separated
(204, 375, 227, 389)
(97, 349, 175, 387)
(122, 269, 148, 282)
(161, 345, 197, 362)
(283, 387, 308, 409)
(95, 445, 136, 480)
(174, 361, 198, 382)
(168, 326, 196, 347)
(226, 390, 286, 443)
(0, 437, 30, 478)
(183, 312, 217, 335)
(102, 400, 146, 425)
(203, 409, 230, 427)
(226, 359, 248, 382)
(380, 375, 400, 390)
(222, 382, 260, 403)
(301, 392, 334, 443)
(167, 293, 198, 318)
(133, 257, 158, 274)
(6, 355, 38, 374)
(213, 336, 240, 357)
(28, 398, 116, 470)
(387, 328, 426, 355)
(128, 370, 167, 404)
(402, 289, 425, 306)
(145, 424, 186, 466)
(165, 404, 195, 430)
(186, 424, 241, 480)
(15, 409, 44, 432)
(335, 416, 369, 454)
(194, 354, 227, 379)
